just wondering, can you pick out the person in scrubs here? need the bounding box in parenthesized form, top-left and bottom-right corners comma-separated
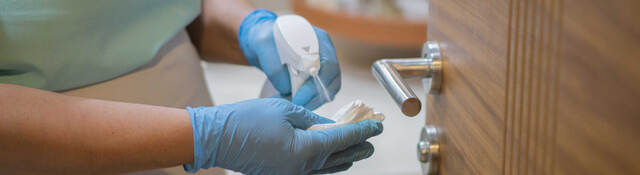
(0, 0, 383, 174)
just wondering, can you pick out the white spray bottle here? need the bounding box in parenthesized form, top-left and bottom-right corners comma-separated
(273, 15, 332, 102)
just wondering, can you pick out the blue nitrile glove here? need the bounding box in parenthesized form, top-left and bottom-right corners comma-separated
(238, 9, 341, 110)
(183, 98, 383, 175)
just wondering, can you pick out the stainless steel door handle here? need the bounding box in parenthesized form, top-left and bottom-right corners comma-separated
(372, 41, 442, 175)
(371, 41, 442, 116)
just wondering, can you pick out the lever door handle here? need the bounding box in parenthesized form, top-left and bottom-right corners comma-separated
(372, 42, 443, 175)
(371, 42, 442, 116)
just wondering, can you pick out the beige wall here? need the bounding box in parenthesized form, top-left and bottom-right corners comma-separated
(250, 0, 292, 13)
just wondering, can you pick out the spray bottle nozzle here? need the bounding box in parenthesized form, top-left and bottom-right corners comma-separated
(273, 14, 333, 104)
(308, 67, 332, 103)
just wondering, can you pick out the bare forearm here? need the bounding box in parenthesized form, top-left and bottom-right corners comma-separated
(188, 0, 255, 64)
(0, 84, 194, 174)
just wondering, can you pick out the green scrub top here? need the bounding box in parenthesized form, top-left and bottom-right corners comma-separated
(0, 0, 200, 91)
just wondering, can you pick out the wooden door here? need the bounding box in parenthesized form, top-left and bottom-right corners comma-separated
(426, 0, 640, 174)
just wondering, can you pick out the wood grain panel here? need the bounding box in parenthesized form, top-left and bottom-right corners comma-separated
(502, 0, 640, 174)
(430, 0, 639, 174)
(503, 0, 564, 174)
(554, 0, 640, 174)
(427, 0, 509, 174)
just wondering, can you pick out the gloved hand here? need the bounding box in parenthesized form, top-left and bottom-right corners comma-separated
(183, 98, 383, 175)
(238, 9, 341, 110)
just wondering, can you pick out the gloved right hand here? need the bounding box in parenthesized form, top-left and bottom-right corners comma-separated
(183, 98, 383, 175)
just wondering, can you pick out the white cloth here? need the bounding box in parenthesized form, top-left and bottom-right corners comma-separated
(309, 100, 385, 130)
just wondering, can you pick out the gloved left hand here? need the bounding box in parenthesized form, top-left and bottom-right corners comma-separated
(238, 9, 341, 110)
(183, 98, 383, 175)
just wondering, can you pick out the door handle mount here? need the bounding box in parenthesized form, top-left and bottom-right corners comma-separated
(371, 41, 442, 116)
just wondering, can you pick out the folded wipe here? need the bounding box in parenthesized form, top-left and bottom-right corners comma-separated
(309, 100, 385, 130)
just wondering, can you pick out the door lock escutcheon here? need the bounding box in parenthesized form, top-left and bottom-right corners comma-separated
(418, 126, 440, 175)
